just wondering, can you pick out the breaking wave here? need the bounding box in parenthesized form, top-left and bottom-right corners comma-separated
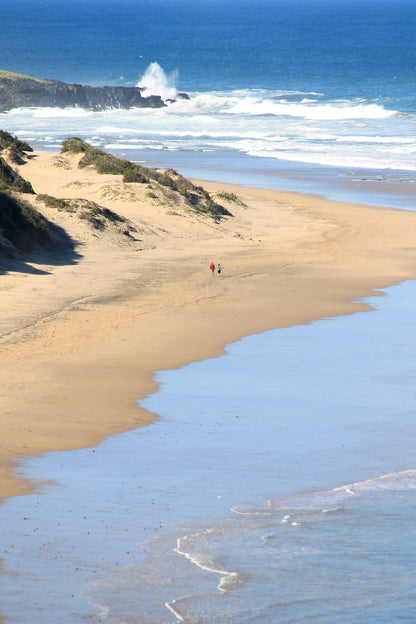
(0, 70, 414, 174)
(137, 61, 178, 100)
(224, 96, 397, 120)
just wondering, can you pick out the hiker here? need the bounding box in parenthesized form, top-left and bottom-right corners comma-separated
(217, 263, 221, 275)
(210, 262, 215, 275)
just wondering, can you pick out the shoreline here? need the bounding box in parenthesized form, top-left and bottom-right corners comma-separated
(100, 147, 416, 212)
(1, 152, 416, 501)
(6, 142, 416, 211)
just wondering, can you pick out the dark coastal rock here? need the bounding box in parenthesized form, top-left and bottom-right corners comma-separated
(0, 71, 185, 112)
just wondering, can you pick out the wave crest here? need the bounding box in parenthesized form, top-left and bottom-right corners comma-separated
(225, 96, 397, 120)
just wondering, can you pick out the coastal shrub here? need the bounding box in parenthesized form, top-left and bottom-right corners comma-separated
(61, 138, 126, 174)
(182, 190, 199, 206)
(197, 197, 232, 219)
(165, 168, 179, 176)
(123, 167, 149, 183)
(78, 202, 128, 229)
(156, 173, 177, 190)
(77, 148, 104, 169)
(61, 137, 90, 154)
(92, 154, 127, 175)
(146, 167, 161, 180)
(0, 156, 34, 193)
(217, 191, 243, 204)
(0, 191, 51, 251)
(99, 206, 128, 223)
(79, 209, 104, 229)
(0, 130, 32, 153)
(79, 150, 130, 176)
(38, 193, 128, 228)
(60, 137, 233, 219)
(7, 146, 26, 165)
(37, 194, 75, 212)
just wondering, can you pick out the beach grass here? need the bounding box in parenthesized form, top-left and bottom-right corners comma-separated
(61, 137, 232, 219)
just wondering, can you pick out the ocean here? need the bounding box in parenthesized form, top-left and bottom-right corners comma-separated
(1, 1, 416, 622)
(1, 0, 416, 207)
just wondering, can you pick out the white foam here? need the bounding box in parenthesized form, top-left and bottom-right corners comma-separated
(224, 97, 396, 120)
(335, 468, 416, 495)
(337, 135, 416, 145)
(137, 62, 178, 100)
(175, 533, 240, 595)
(165, 600, 185, 622)
(218, 572, 241, 592)
(6, 106, 91, 118)
(268, 469, 416, 514)
(1, 85, 415, 175)
(246, 148, 416, 171)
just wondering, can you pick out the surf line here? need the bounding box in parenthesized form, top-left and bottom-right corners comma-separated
(165, 533, 242, 620)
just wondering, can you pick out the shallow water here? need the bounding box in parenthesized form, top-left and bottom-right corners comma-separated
(1, 281, 416, 623)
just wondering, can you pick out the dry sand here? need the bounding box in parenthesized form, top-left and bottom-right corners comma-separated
(1, 151, 416, 500)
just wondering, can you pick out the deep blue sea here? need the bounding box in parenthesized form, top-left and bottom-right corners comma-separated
(1, 0, 416, 205)
(1, 2, 416, 623)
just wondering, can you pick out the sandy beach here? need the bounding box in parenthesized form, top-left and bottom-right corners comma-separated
(1, 150, 416, 502)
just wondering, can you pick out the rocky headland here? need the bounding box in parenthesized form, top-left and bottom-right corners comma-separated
(0, 70, 189, 112)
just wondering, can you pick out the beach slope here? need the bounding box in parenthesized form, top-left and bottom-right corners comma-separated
(1, 150, 416, 499)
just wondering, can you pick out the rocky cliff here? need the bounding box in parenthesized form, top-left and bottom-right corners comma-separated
(0, 71, 188, 111)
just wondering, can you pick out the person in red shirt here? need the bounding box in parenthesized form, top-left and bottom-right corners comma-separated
(210, 262, 215, 275)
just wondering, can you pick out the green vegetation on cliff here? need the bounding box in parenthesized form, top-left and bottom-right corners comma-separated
(0, 131, 50, 254)
(0, 129, 33, 153)
(0, 156, 34, 193)
(0, 191, 51, 253)
(62, 137, 233, 219)
(0, 130, 233, 259)
(0, 70, 44, 82)
(0, 129, 34, 192)
(0, 130, 34, 190)
(37, 194, 133, 233)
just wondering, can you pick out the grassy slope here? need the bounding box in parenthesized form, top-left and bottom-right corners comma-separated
(0, 131, 233, 257)
(0, 131, 51, 254)
(61, 138, 233, 220)
(0, 70, 46, 82)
